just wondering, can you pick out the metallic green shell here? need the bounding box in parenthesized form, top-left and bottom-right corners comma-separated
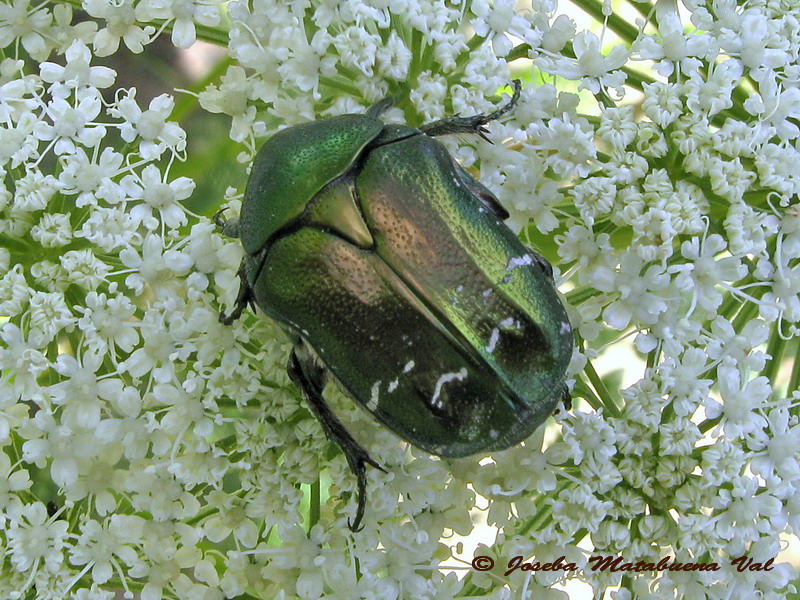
(245, 120, 573, 458)
(239, 115, 384, 255)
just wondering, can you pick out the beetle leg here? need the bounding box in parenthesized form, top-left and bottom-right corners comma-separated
(219, 260, 254, 325)
(420, 80, 522, 140)
(287, 347, 386, 532)
(365, 95, 397, 119)
(531, 250, 555, 280)
(559, 384, 572, 412)
(213, 207, 240, 238)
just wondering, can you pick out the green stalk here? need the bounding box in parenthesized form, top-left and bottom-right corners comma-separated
(584, 357, 622, 416)
(761, 327, 786, 388)
(309, 478, 321, 531)
(787, 342, 800, 401)
(570, 0, 643, 45)
(171, 53, 235, 124)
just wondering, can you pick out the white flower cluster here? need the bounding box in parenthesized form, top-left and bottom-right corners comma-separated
(0, 0, 798, 598)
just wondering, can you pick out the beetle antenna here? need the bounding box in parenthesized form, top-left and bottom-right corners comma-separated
(420, 80, 522, 139)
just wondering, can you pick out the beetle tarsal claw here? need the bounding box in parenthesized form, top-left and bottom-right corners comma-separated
(419, 80, 522, 139)
(220, 260, 253, 324)
(213, 207, 241, 238)
(344, 441, 385, 532)
(213, 207, 227, 228)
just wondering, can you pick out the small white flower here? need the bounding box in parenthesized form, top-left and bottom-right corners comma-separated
(669, 234, 747, 316)
(0, 264, 29, 316)
(470, 0, 530, 57)
(28, 290, 75, 345)
(540, 31, 628, 94)
(591, 252, 671, 329)
(58, 147, 124, 207)
(77, 206, 142, 251)
(375, 31, 412, 80)
(111, 92, 186, 160)
(140, 0, 221, 48)
(75, 292, 139, 356)
(60, 249, 111, 290)
(85, 0, 155, 56)
(712, 476, 785, 551)
(749, 408, 800, 481)
(69, 516, 145, 585)
(634, 10, 713, 77)
(642, 81, 684, 128)
(597, 104, 637, 150)
(39, 40, 115, 98)
(705, 360, 771, 439)
(123, 164, 193, 229)
(0, 0, 53, 60)
(7, 502, 69, 574)
(35, 92, 106, 155)
(30, 212, 72, 247)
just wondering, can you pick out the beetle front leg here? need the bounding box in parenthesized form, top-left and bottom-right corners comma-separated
(219, 259, 254, 325)
(287, 347, 385, 532)
(214, 207, 241, 238)
(420, 80, 522, 141)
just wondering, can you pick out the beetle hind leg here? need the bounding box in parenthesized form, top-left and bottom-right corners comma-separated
(287, 347, 385, 532)
(420, 80, 522, 141)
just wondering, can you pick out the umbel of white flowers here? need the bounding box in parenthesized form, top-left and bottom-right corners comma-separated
(0, 0, 798, 598)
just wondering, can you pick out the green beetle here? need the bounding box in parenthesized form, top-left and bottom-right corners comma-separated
(217, 81, 572, 530)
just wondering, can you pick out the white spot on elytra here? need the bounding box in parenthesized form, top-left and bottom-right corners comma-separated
(367, 381, 381, 411)
(482, 288, 493, 298)
(485, 328, 500, 354)
(489, 429, 499, 439)
(560, 321, 571, 334)
(499, 316, 520, 330)
(388, 378, 399, 392)
(506, 254, 534, 271)
(403, 360, 415, 373)
(431, 368, 468, 409)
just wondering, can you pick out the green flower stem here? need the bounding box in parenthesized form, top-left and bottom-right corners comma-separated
(171, 53, 234, 124)
(309, 478, 321, 531)
(318, 76, 364, 99)
(407, 28, 426, 83)
(646, 347, 660, 370)
(761, 327, 786, 390)
(566, 286, 602, 305)
(583, 357, 622, 416)
(518, 481, 575, 535)
(573, 377, 603, 411)
(731, 296, 760, 332)
(698, 415, 721, 434)
(569, 0, 643, 45)
(0, 232, 33, 254)
(175, 22, 231, 46)
(787, 343, 800, 407)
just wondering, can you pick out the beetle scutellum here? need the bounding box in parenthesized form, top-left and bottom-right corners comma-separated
(216, 81, 572, 530)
